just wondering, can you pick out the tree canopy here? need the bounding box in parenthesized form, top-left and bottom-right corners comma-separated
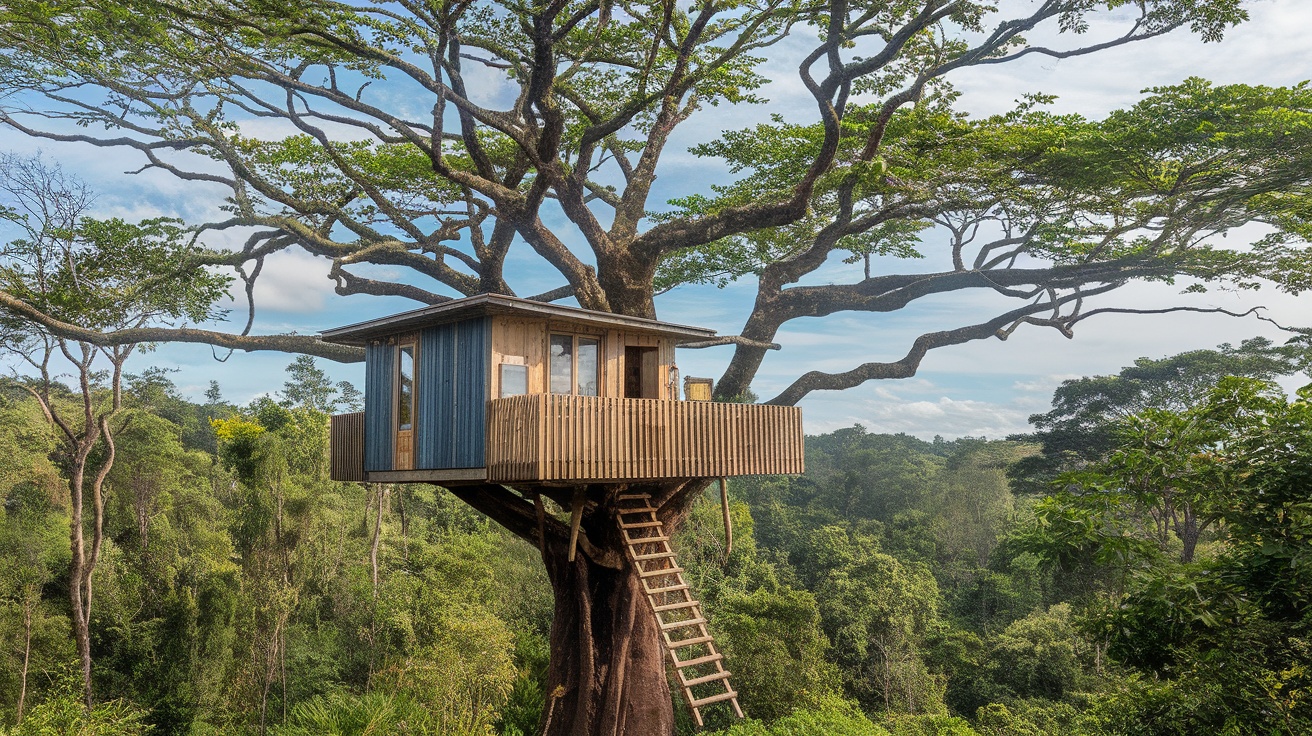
(0, 0, 1307, 404)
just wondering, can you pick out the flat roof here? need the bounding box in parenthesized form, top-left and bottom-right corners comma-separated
(320, 293, 717, 346)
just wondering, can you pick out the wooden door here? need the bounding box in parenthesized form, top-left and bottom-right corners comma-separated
(394, 337, 417, 470)
(625, 346, 659, 399)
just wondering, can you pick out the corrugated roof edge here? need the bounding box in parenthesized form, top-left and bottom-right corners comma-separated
(320, 293, 717, 346)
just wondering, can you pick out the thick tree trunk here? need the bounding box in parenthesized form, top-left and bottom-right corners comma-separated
(540, 546, 675, 736)
(449, 480, 706, 735)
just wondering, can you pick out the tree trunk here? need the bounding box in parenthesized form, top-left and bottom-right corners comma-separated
(370, 484, 384, 597)
(67, 457, 94, 709)
(540, 545, 675, 736)
(1175, 504, 1203, 564)
(17, 585, 33, 725)
(448, 479, 707, 736)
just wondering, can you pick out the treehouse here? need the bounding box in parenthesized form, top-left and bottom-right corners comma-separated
(325, 293, 804, 485)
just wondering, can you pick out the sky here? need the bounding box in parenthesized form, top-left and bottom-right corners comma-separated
(3, 0, 1311, 440)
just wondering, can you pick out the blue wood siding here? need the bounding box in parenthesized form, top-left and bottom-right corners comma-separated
(363, 342, 394, 472)
(416, 317, 489, 469)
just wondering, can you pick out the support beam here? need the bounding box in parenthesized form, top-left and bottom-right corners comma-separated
(568, 486, 586, 562)
(718, 478, 732, 564)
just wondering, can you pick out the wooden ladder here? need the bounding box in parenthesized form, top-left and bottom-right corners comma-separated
(617, 492, 744, 727)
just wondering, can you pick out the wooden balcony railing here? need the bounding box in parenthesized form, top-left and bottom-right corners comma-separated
(486, 394, 804, 482)
(330, 411, 365, 482)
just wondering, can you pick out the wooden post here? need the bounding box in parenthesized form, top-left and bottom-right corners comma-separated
(568, 486, 586, 562)
(719, 477, 732, 564)
(532, 490, 548, 559)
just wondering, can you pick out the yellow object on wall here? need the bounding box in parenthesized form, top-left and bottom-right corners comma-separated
(684, 377, 713, 401)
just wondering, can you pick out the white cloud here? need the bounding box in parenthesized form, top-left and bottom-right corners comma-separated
(804, 390, 1033, 439)
(216, 249, 336, 316)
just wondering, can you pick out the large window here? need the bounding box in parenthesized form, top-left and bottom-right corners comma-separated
(397, 343, 415, 430)
(549, 334, 600, 396)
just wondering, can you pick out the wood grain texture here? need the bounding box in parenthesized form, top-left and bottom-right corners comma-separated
(485, 396, 804, 482)
(329, 412, 366, 482)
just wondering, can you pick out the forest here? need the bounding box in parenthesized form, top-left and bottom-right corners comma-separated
(1, 337, 1308, 735)
(2, 1, 1312, 733)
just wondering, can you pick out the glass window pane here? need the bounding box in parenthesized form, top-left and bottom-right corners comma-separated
(549, 334, 573, 394)
(500, 364, 528, 397)
(577, 338, 599, 396)
(397, 344, 414, 430)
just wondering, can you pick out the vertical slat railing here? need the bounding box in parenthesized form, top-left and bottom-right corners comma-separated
(329, 412, 366, 482)
(486, 396, 803, 482)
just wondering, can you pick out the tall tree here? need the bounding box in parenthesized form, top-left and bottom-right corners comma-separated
(1010, 337, 1308, 493)
(0, 154, 229, 706)
(3, 2, 1312, 731)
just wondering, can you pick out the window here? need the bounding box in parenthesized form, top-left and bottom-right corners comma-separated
(397, 343, 415, 430)
(500, 363, 528, 397)
(549, 334, 600, 396)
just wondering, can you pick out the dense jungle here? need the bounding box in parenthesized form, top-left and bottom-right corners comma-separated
(1, 339, 1308, 735)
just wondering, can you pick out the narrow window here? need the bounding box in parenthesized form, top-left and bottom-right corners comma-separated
(397, 343, 415, 430)
(549, 334, 573, 394)
(577, 337, 599, 396)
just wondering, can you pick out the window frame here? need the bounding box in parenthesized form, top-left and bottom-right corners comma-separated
(548, 332, 602, 396)
(395, 339, 417, 431)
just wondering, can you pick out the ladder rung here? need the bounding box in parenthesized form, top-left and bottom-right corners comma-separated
(689, 690, 739, 708)
(620, 506, 658, 514)
(620, 520, 662, 529)
(653, 599, 699, 613)
(617, 494, 649, 501)
(625, 534, 669, 544)
(660, 617, 707, 631)
(638, 565, 684, 578)
(674, 652, 723, 668)
(668, 634, 714, 649)
(634, 551, 674, 561)
(644, 582, 688, 595)
(681, 670, 732, 688)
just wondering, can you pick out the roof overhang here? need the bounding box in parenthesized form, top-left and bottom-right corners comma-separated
(320, 293, 717, 347)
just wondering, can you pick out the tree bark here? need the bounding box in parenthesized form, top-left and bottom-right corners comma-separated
(540, 544, 675, 736)
(68, 451, 94, 708)
(448, 479, 706, 735)
(370, 484, 385, 597)
(17, 585, 34, 725)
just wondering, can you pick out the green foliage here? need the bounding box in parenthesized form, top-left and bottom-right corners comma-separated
(272, 690, 438, 736)
(1009, 337, 1307, 494)
(210, 416, 266, 481)
(6, 345, 1312, 734)
(714, 588, 842, 721)
(983, 605, 1084, 702)
(1009, 375, 1312, 733)
(704, 696, 892, 736)
(0, 155, 229, 335)
(881, 713, 979, 736)
(280, 356, 359, 414)
(2, 674, 153, 736)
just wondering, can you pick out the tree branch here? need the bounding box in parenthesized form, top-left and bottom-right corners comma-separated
(0, 290, 363, 362)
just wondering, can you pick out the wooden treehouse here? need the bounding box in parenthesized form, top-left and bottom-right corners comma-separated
(324, 293, 805, 724)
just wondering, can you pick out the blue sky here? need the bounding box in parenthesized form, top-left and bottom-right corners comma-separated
(4, 0, 1311, 439)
